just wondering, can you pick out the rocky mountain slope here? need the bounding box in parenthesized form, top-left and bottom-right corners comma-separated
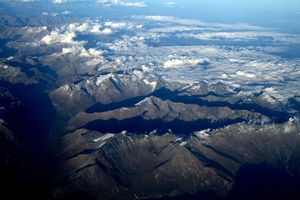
(46, 74, 299, 199)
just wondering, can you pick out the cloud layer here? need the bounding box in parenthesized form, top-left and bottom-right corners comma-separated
(10, 14, 300, 108)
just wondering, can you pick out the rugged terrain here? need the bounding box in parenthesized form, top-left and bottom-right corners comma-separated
(0, 9, 300, 200)
(47, 74, 300, 199)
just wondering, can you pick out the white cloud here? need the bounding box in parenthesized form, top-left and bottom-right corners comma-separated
(144, 15, 175, 21)
(86, 48, 104, 57)
(229, 59, 246, 63)
(98, 0, 146, 7)
(90, 24, 102, 34)
(102, 31, 300, 104)
(38, 21, 115, 46)
(53, 0, 70, 3)
(74, 22, 90, 32)
(61, 46, 77, 54)
(178, 31, 300, 44)
(42, 11, 70, 16)
(163, 58, 205, 68)
(62, 10, 71, 14)
(149, 26, 204, 33)
(162, 2, 176, 7)
(101, 28, 113, 34)
(235, 71, 256, 78)
(105, 21, 127, 29)
(117, 1, 146, 7)
(41, 30, 82, 45)
(57, 46, 104, 58)
(88, 23, 113, 34)
(20, 16, 300, 109)
(136, 15, 267, 30)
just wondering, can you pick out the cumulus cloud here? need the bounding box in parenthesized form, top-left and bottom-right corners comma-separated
(101, 28, 113, 34)
(55, 45, 104, 57)
(38, 20, 115, 46)
(90, 24, 102, 34)
(73, 22, 89, 32)
(235, 71, 256, 78)
(105, 21, 127, 29)
(85, 23, 112, 34)
(41, 30, 80, 45)
(163, 58, 206, 68)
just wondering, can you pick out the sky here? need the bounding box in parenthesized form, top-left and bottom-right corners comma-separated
(1, 0, 299, 32)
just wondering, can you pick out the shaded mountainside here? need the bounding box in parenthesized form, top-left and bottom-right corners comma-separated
(52, 120, 300, 200)
(1, 68, 299, 199)
(45, 74, 300, 199)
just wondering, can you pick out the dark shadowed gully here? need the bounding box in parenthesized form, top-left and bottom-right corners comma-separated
(81, 117, 244, 136)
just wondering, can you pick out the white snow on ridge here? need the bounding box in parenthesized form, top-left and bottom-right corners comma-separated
(134, 97, 151, 106)
(179, 141, 187, 146)
(143, 79, 157, 91)
(92, 133, 115, 142)
(97, 142, 107, 148)
(95, 74, 112, 85)
(194, 129, 211, 144)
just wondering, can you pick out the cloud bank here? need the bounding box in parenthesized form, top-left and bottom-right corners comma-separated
(16, 14, 299, 107)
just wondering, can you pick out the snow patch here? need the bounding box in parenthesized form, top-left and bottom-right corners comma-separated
(179, 141, 187, 146)
(86, 58, 104, 66)
(0, 64, 8, 69)
(92, 133, 115, 142)
(194, 129, 211, 144)
(95, 74, 112, 85)
(98, 142, 107, 148)
(135, 97, 151, 106)
(143, 79, 157, 91)
(6, 56, 14, 61)
(173, 138, 182, 143)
